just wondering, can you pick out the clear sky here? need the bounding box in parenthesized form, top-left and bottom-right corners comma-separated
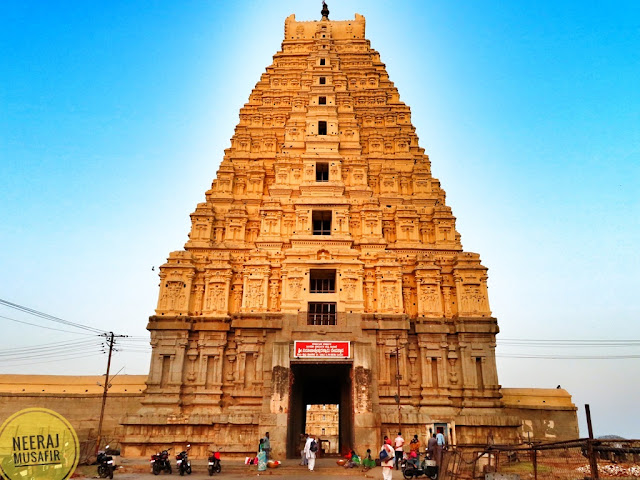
(1, 1, 639, 438)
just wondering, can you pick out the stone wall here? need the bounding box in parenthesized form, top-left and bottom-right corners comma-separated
(502, 388, 580, 442)
(0, 375, 145, 461)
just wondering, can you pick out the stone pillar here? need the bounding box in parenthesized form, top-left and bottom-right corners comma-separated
(262, 341, 290, 460)
(353, 341, 379, 455)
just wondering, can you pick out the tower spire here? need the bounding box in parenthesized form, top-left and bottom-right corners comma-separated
(321, 1, 329, 20)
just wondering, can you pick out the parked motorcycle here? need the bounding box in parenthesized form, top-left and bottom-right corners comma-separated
(176, 445, 191, 476)
(207, 450, 221, 475)
(403, 451, 438, 479)
(150, 448, 172, 475)
(97, 445, 116, 479)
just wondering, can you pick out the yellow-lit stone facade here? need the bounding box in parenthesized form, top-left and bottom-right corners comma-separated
(122, 8, 520, 459)
(305, 404, 339, 454)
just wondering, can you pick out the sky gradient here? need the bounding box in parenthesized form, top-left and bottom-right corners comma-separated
(1, 1, 639, 438)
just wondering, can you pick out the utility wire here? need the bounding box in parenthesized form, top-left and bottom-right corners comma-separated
(0, 352, 106, 368)
(0, 314, 97, 336)
(0, 339, 100, 356)
(1, 345, 104, 361)
(0, 298, 104, 334)
(499, 339, 640, 346)
(497, 354, 640, 359)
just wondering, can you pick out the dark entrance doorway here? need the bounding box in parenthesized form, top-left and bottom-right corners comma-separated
(287, 362, 353, 458)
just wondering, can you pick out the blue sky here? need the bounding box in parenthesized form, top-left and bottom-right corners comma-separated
(1, 1, 639, 438)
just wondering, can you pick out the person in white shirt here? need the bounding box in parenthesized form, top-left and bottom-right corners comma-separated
(303, 434, 317, 471)
(380, 436, 395, 480)
(394, 432, 405, 470)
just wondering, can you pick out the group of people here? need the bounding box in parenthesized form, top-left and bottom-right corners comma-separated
(379, 431, 447, 478)
(255, 429, 446, 477)
(342, 449, 377, 470)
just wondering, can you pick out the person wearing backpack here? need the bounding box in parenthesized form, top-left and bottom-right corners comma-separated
(380, 437, 394, 480)
(304, 434, 318, 471)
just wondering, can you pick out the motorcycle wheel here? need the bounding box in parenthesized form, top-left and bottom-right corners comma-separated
(109, 467, 114, 479)
(429, 471, 438, 480)
(207, 466, 213, 476)
(179, 465, 184, 476)
(167, 464, 172, 474)
(215, 464, 221, 474)
(153, 463, 161, 476)
(98, 465, 107, 478)
(186, 466, 191, 475)
(403, 467, 415, 480)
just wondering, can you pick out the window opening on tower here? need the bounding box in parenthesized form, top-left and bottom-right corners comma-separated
(310, 269, 336, 293)
(312, 211, 332, 235)
(318, 121, 327, 135)
(319, 96, 327, 105)
(319, 77, 326, 84)
(316, 162, 329, 181)
(308, 302, 336, 325)
(320, 58, 326, 65)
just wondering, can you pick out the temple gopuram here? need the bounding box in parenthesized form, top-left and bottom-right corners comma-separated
(121, 5, 525, 458)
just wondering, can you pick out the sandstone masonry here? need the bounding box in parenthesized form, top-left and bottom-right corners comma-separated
(119, 8, 552, 459)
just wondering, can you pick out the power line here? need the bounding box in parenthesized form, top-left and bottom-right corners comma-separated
(0, 314, 97, 336)
(1, 345, 104, 362)
(497, 354, 640, 360)
(0, 352, 106, 368)
(0, 339, 100, 355)
(0, 298, 104, 334)
(499, 339, 640, 346)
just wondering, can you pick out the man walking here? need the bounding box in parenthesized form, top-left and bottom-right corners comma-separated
(304, 434, 317, 471)
(394, 432, 404, 470)
(435, 430, 446, 467)
(427, 433, 437, 457)
(380, 436, 394, 480)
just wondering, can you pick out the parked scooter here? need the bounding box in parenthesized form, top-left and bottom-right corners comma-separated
(97, 446, 116, 479)
(150, 448, 172, 475)
(207, 450, 221, 475)
(176, 445, 192, 476)
(403, 451, 438, 479)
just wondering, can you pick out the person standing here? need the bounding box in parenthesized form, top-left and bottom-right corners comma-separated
(380, 437, 395, 480)
(427, 433, 438, 457)
(257, 438, 267, 471)
(304, 434, 317, 471)
(435, 430, 446, 467)
(299, 433, 308, 466)
(394, 432, 405, 470)
(262, 432, 271, 460)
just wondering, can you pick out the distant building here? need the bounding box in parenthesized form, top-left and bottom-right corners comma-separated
(306, 404, 339, 454)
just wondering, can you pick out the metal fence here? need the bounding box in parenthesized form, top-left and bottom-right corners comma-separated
(440, 439, 640, 480)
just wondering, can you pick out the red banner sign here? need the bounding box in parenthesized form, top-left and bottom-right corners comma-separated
(294, 341, 351, 358)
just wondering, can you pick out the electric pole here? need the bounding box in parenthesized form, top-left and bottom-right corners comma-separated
(95, 332, 115, 456)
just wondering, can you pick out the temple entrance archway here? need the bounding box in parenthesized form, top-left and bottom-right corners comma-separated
(287, 362, 353, 458)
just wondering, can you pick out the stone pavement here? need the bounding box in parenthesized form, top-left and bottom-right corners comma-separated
(86, 457, 408, 480)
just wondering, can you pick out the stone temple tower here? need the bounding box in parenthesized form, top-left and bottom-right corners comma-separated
(122, 6, 520, 458)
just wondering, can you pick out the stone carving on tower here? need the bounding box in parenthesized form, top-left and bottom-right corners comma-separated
(122, 6, 518, 459)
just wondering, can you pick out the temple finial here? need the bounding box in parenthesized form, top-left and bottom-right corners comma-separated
(321, 1, 329, 20)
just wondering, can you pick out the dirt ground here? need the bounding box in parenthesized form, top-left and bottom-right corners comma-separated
(74, 457, 409, 480)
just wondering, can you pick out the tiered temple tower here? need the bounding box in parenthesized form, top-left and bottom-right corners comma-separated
(122, 6, 520, 458)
